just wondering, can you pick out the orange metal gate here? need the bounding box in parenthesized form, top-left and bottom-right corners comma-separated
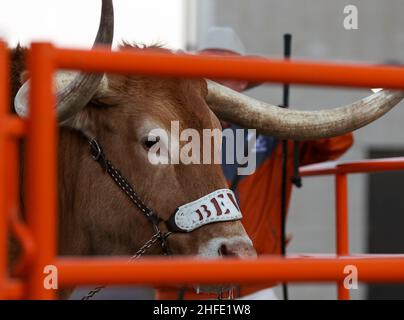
(2, 41, 404, 299)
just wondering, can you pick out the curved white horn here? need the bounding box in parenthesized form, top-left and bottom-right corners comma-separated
(206, 80, 404, 140)
(14, 0, 114, 123)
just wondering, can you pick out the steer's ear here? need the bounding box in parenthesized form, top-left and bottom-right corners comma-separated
(59, 75, 109, 138)
(63, 106, 98, 139)
(62, 77, 112, 138)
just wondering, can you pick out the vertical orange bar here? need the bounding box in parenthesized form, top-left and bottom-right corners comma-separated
(6, 131, 20, 273)
(335, 173, 349, 300)
(25, 43, 57, 299)
(0, 41, 9, 299)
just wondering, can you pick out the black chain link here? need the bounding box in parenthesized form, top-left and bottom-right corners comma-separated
(81, 139, 172, 300)
(81, 232, 163, 300)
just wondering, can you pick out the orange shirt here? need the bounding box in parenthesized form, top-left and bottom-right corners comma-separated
(157, 133, 353, 299)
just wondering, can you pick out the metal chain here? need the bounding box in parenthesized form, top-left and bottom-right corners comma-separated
(81, 285, 106, 301)
(89, 138, 159, 223)
(81, 232, 162, 300)
(129, 232, 163, 260)
(82, 139, 171, 300)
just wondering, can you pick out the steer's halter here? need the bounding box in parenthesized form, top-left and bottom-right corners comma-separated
(82, 138, 243, 300)
(88, 138, 172, 255)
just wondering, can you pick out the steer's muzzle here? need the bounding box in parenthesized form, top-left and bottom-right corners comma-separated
(198, 235, 257, 258)
(218, 237, 257, 258)
(195, 236, 256, 295)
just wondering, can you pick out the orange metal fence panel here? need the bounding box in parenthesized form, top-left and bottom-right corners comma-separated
(300, 158, 404, 299)
(3, 41, 404, 299)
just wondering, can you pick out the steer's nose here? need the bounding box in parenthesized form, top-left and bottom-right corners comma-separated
(218, 238, 257, 258)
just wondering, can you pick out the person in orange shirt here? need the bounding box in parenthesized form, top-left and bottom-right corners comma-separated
(157, 27, 353, 300)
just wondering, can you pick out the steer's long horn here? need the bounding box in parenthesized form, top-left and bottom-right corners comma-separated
(206, 80, 404, 140)
(14, 0, 114, 123)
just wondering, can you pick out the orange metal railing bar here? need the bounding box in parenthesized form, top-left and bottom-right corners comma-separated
(10, 212, 36, 277)
(0, 117, 26, 137)
(25, 43, 57, 299)
(300, 158, 404, 176)
(54, 47, 404, 89)
(335, 173, 349, 299)
(55, 256, 404, 286)
(0, 42, 29, 299)
(5, 280, 24, 299)
(0, 41, 8, 299)
(4, 99, 35, 277)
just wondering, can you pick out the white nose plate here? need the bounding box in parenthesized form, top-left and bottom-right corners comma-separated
(167, 189, 242, 232)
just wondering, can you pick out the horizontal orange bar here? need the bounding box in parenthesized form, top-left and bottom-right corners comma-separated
(0, 116, 26, 138)
(53, 46, 404, 89)
(300, 157, 404, 176)
(4, 280, 24, 299)
(56, 255, 404, 286)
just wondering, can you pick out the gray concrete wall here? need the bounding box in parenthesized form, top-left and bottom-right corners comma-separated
(189, 0, 404, 299)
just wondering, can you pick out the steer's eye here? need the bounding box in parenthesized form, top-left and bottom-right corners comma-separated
(143, 136, 159, 150)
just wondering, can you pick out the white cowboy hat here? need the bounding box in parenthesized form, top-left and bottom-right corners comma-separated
(198, 26, 246, 55)
(198, 26, 262, 90)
